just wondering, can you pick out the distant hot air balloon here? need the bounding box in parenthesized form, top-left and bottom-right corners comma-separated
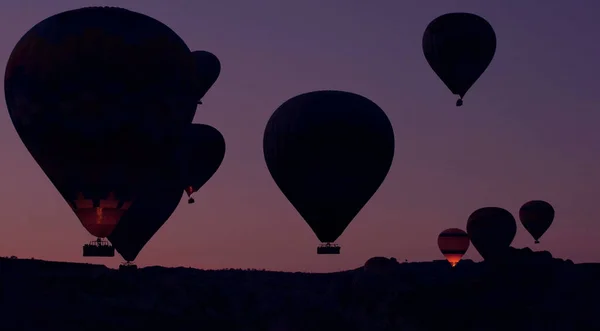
(466, 207, 516, 261)
(192, 50, 221, 105)
(422, 12, 497, 106)
(438, 228, 470, 267)
(519, 200, 555, 244)
(263, 90, 395, 254)
(4, 7, 196, 255)
(181, 124, 226, 204)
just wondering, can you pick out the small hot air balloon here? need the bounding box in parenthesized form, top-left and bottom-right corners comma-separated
(423, 12, 497, 106)
(466, 207, 516, 261)
(192, 50, 221, 105)
(263, 90, 395, 254)
(181, 124, 226, 204)
(5, 7, 196, 256)
(519, 200, 555, 244)
(437, 228, 470, 267)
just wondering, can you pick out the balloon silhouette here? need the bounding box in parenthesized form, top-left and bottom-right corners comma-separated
(466, 207, 516, 261)
(108, 186, 183, 262)
(519, 200, 555, 244)
(423, 12, 497, 106)
(192, 50, 221, 105)
(438, 228, 470, 267)
(5, 7, 195, 243)
(108, 150, 184, 262)
(263, 90, 395, 254)
(182, 124, 226, 204)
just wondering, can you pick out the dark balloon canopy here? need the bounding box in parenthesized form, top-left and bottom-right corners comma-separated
(263, 90, 395, 245)
(108, 185, 183, 262)
(192, 50, 221, 104)
(4, 7, 195, 238)
(437, 228, 470, 267)
(182, 124, 226, 204)
(466, 207, 516, 261)
(519, 200, 555, 244)
(422, 12, 497, 106)
(108, 149, 184, 262)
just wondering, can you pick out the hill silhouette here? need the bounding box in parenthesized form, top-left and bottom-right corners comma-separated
(0, 248, 596, 331)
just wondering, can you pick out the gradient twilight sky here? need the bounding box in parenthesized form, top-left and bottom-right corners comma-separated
(0, 0, 599, 272)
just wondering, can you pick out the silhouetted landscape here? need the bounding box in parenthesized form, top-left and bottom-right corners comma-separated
(1, 247, 596, 331)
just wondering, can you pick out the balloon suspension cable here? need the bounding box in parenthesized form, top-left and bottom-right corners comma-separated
(534, 240, 540, 244)
(188, 197, 195, 204)
(456, 98, 463, 107)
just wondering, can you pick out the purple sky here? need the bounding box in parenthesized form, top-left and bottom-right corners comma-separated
(0, 0, 599, 272)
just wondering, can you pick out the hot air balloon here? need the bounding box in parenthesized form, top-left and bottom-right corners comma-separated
(263, 90, 395, 254)
(192, 50, 221, 105)
(519, 200, 555, 244)
(5, 7, 196, 256)
(422, 12, 496, 106)
(181, 124, 226, 204)
(437, 228, 470, 267)
(466, 207, 516, 261)
(108, 182, 184, 263)
(108, 146, 185, 264)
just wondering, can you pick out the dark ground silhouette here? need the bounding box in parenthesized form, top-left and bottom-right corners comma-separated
(0, 248, 596, 331)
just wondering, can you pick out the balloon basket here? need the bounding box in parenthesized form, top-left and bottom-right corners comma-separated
(119, 261, 138, 272)
(317, 243, 340, 255)
(188, 197, 195, 204)
(83, 238, 115, 257)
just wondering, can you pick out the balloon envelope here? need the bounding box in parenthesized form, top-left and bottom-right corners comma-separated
(181, 124, 226, 201)
(4, 7, 195, 238)
(466, 207, 516, 261)
(519, 200, 554, 244)
(422, 12, 496, 105)
(263, 90, 395, 243)
(192, 50, 221, 103)
(108, 185, 183, 262)
(437, 228, 470, 267)
(108, 146, 184, 261)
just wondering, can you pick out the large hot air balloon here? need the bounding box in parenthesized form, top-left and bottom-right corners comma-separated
(438, 228, 470, 267)
(466, 207, 516, 261)
(263, 90, 395, 254)
(519, 200, 555, 244)
(181, 124, 226, 204)
(422, 12, 496, 106)
(4, 7, 196, 256)
(192, 50, 221, 105)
